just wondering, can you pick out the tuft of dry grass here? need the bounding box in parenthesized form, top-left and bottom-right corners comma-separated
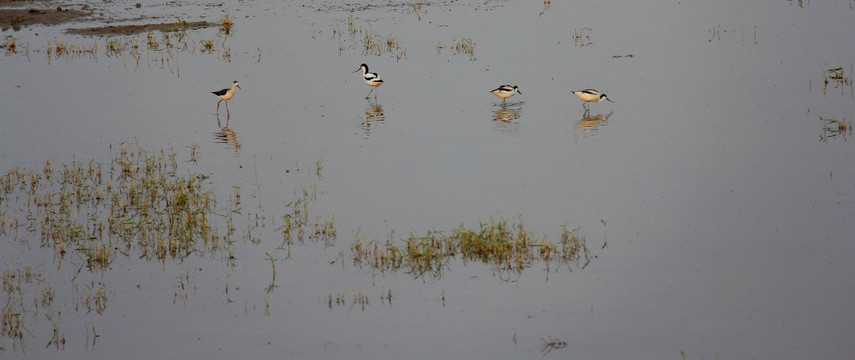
(451, 38, 475, 61)
(218, 14, 234, 35)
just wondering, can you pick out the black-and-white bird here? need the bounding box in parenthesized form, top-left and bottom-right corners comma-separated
(355, 63, 384, 99)
(212, 81, 241, 116)
(490, 85, 522, 104)
(571, 89, 612, 110)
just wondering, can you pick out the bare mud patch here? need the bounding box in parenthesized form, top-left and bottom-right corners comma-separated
(0, 7, 88, 30)
(66, 21, 214, 36)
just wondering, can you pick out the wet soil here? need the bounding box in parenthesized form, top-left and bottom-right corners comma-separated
(0, 1, 214, 35)
(66, 21, 213, 36)
(0, 7, 88, 31)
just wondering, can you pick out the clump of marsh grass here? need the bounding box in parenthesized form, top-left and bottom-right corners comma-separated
(825, 67, 851, 85)
(820, 116, 852, 141)
(362, 30, 404, 58)
(343, 216, 593, 281)
(145, 30, 160, 50)
(218, 14, 234, 35)
(329, 15, 407, 60)
(823, 66, 853, 94)
(451, 38, 476, 61)
(0, 143, 230, 264)
(200, 38, 215, 53)
(2, 35, 18, 54)
(45, 38, 98, 61)
(278, 181, 336, 251)
(0, 143, 280, 351)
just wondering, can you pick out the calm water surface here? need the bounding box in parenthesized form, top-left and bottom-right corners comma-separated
(1, 0, 854, 359)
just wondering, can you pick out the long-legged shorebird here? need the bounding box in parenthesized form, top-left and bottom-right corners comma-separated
(571, 89, 612, 110)
(212, 81, 241, 116)
(490, 85, 522, 104)
(355, 63, 383, 99)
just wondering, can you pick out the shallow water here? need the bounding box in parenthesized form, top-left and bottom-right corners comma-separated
(1, 0, 854, 359)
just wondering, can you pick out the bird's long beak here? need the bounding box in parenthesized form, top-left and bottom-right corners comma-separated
(353, 68, 361, 73)
(236, 85, 242, 89)
(606, 98, 614, 102)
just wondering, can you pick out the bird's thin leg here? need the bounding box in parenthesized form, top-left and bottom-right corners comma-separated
(217, 99, 222, 115)
(225, 100, 230, 116)
(365, 88, 375, 99)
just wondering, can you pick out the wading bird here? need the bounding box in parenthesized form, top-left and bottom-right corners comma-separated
(490, 85, 522, 104)
(212, 80, 241, 116)
(355, 63, 384, 100)
(571, 89, 612, 110)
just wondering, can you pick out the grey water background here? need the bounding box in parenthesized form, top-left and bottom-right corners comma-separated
(1, 0, 854, 358)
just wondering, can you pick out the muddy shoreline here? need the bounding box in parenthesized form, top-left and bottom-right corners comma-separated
(0, 2, 214, 35)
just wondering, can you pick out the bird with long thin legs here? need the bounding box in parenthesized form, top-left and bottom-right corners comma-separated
(490, 85, 522, 104)
(355, 64, 383, 100)
(212, 80, 241, 116)
(571, 89, 612, 110)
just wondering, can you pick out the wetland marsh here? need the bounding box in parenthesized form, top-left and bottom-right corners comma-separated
(1, 0, 854, 359)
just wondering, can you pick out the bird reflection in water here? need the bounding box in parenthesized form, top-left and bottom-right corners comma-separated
(492, 105, 522, 134)
(214, 117, 241, 153)
(361, 102, 385, 138)
(575, 111, 613, 140)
